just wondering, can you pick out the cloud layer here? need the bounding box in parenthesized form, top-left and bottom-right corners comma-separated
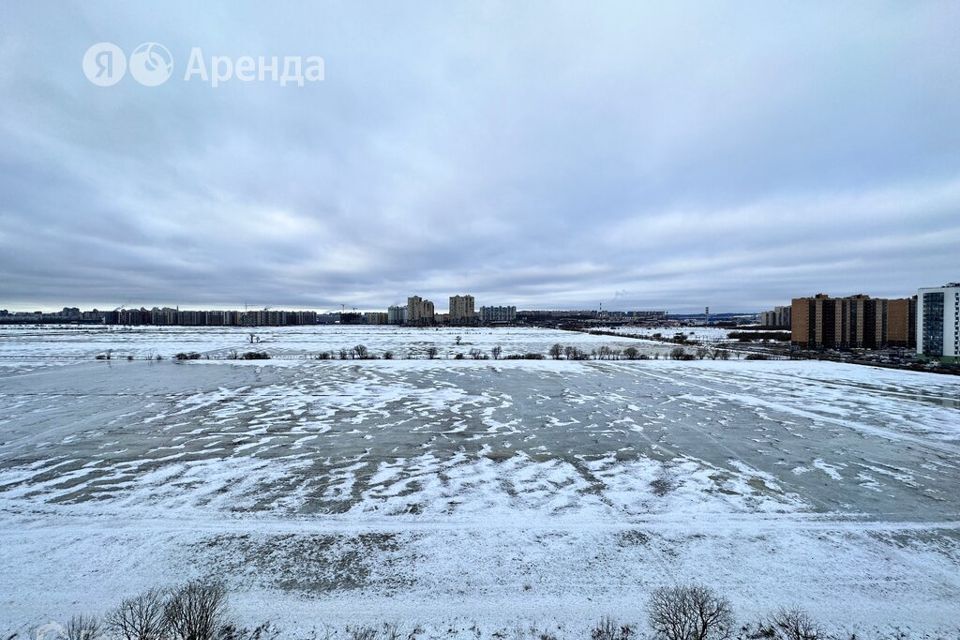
(1, 2, 958, 312)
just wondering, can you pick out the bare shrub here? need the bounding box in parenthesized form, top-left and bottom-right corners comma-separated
(648, 584, 734, 640)
(650, 476, 673, 496)
(164, 581, 227, 640)
(110, 588, 167, 640)
(61, 615, 102, 640)
(591, 616, 634, 640)
(492, 345, 502, 360)
(768, 608, 823, 640)
(345, 624, 403, 640)
(216, 621, 280, 640)
(426, 347, 438, 359)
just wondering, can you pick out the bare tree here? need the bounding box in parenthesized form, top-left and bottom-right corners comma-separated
(61, 615, 102, 640)
(647, 584, 734, 640)
(426, 346, 438, 359)
(491, 345, 502, 360)
(768, 608, 823, 640)
(353, 344, 369, 359)
(455, 335, 462, 346)
(110, 588, 167, 640)
(696, 347, 709, 360)
(623, 346, 640, 360)
(469, 348, 483, 360)
(549, 343, 563, 360)
(383, 351, 394, 360)
(164, 581, 227, 640)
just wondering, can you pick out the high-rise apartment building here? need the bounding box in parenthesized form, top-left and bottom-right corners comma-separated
(448, 295, 476, 323)
(406, 296, 435, 325)
(387, 305, 406, 325)
(791, 293, 916, 349)
(480, 305, 517, 323)
(885, 298, 917, 348)
(364, 312, 388, 325)
(917, 283, 960, 362)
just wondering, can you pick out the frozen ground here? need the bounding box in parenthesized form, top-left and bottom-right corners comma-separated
(1, 327, 959, 636)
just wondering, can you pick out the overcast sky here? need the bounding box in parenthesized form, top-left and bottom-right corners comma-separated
(1, 2, 958, 313)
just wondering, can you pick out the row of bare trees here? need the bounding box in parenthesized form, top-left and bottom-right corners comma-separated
(546, 343, 733, 361)
(41, 582, 834, 640)
(594, 584, 823, 640)
(43, 581, 273, 640)
(308, 345, 509, 360)
(304, 344, 738, 361)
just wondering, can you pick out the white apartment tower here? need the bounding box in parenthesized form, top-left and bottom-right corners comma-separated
(917, 283, 960, 363)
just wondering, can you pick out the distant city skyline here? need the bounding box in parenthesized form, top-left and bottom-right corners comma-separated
(1, 3, 959, 312)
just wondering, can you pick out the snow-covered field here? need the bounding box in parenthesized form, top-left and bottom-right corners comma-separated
(0, 325, 673, 369)
(1, 327, 959, 636)
(606, 325, 735, 342)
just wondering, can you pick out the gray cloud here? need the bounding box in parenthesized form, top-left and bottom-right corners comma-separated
(1, 1, 958, 312)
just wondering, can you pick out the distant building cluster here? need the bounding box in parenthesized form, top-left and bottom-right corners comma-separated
(0, 306, 319, 326)
(758, 305, 791, 329)
(356, 294, 661, 327)
(516, 309, 667, 323)
(0, 295, 669, 329)
(784, 284, 959, 363)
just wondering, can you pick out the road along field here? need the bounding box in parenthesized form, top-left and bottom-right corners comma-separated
(0, 327, 959, 636)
